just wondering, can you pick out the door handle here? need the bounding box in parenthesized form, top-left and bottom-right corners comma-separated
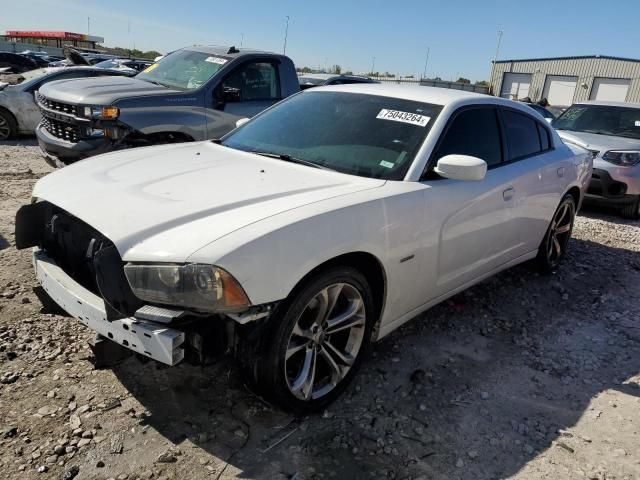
(557, 167, 565, 177)
(503, 187, 515, 201)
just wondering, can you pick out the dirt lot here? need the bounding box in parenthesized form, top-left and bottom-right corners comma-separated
(0, 139, 639, 480)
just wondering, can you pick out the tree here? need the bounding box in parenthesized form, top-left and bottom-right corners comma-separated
(331, 65, 342, 74)
(475, 80, 489, 86)
(456, 77, 471, 84)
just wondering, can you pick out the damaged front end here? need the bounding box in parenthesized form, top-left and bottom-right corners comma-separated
(15, 201, 273, 367)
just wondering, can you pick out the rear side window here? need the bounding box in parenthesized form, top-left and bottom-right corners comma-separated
(537, 123, 551, 151)
(433, 108, 503, 167)
(503, 110, 542, 160)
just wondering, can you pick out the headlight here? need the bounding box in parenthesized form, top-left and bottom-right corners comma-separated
(83, 106, 119, 120)
(124, 264, 250, 313)
(601, 150, 640, 166)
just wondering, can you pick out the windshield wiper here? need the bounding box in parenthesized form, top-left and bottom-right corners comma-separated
(139, 78, 168, 88)
(250, 151, 335, 171)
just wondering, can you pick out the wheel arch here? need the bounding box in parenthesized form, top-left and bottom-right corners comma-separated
(565, 185, 582, 210)
(285, 251, 387, 338)
(0, 106, 18, 138)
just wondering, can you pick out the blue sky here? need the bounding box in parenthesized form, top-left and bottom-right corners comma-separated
(2, 0, 640, 81)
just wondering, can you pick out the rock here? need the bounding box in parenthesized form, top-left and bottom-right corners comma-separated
(96, 460, 105, 468)
(110, 434, 124, 454)
(65, 446, 76, 454)
(455, 459, 464, 468)
(77, 438, 91, 448)
(81, 430, 93, 439)
(63, 465, 80, 480)
(2, 426, 17, 438)
(37, 405, 57, 416)
(54, 445, 66, 455)
(468, 450, 479, 459)
(156, 451, 177, 463)
(69, 414, 81, 429)
(36, 465, 48, 473)
(480, 391, 490, 400)
(47, 390, 56, 398)
(141, 470, 154, 479)
(45, 455, 57, 464)
(197, 432, 209, 443)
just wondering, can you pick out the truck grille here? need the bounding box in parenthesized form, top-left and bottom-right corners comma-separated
(36, 92, 79, 116)
(41, 116, 81, 143)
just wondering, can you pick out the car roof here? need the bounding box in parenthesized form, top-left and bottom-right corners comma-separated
(309, 83, 496, 106)
(574, 100, 640, 109)
(185, 45, 281, 58)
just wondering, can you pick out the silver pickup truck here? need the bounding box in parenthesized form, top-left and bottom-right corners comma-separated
(35, 46, 300, 165)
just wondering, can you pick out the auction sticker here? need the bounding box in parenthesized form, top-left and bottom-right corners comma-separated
(205, 57, 228, 64)
(377, 109, 430, 127)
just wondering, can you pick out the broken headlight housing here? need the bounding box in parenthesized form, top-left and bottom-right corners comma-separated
(123, 264, 250, 313)
(602, 150, 640, 166)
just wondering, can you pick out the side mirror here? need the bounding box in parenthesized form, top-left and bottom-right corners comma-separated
(434, 154, 487, 181)
(235, 118, 250, 128)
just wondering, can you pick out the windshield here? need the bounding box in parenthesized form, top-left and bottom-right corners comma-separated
(553, 104, 640, 139)
(222, 91, 442, 180)
(15, 68, 52, 88)
(136, 49, 229, 90)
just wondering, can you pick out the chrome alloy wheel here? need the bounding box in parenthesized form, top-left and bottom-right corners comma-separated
(285, 283, 366, 401)
(547, 201, 573, 264)
(0, 116, 10, 140)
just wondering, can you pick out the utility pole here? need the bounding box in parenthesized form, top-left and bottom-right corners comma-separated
(371, 56, 376, 76)
(283, 16, 290, 54)
(127, 20, 131, 51)
(87, 17, 90, 36)
(422, 47, 430, 80)
(240, 33, 244, 47)
(494, 30, 503, 63)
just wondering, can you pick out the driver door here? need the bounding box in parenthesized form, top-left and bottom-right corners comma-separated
(206, 61, 282, 139)
(420, 106, 522, 296)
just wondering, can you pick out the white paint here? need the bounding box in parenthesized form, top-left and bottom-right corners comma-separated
(542, 75, 577, 106)
(32, 85, 592, 344)
(500, 73, 531, 100)
(590, 78, 631, 102)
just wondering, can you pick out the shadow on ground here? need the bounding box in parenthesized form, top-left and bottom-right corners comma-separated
(109, 235, 640, 480)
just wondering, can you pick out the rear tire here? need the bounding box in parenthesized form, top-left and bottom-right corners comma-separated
(0, 109, 17, 141)
(535, 194, 576, 273)
(237, 266, 374, 413)
(621, 195, 640, 220)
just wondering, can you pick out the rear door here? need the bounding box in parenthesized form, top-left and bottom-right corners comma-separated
(420, 106, 521, 294)
(499, 107, 563, 256)
(500, 73, 531, 100)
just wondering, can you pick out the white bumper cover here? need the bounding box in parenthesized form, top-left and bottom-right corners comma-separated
(33, 248, 185, 365)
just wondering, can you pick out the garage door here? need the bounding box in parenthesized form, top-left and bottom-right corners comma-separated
(500, 73, 531, 100)
(590, 78, 631, 102)
(542, 75, 577, 106)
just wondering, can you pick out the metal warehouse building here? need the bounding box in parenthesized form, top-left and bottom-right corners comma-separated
(490, 55, 640, 107)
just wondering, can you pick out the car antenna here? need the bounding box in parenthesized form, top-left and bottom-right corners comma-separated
(227, 46, 240, 54)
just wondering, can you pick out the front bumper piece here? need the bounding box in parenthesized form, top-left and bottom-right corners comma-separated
(33, 248, 185, 365)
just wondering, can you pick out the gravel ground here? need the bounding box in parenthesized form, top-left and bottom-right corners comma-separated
(0, 139, 639, 480)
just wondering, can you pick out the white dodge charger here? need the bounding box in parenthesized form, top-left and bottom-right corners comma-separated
(16, 85, 592, 412)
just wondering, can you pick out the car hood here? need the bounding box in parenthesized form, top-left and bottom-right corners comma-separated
(33, 142, 385, 262)
(557, 130, 640, 153)
(38, 75, 181, 105)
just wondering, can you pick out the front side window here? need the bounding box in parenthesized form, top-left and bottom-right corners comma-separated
(222, 91, 442, 180)
(433, 108, 503, 167)
(136, 49, 229, 90)
(221, 62, 280, 101)
(553, 104, 640, 140)
(503, 110, 542, 160)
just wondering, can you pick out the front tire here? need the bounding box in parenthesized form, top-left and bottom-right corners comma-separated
(0, 109, 17, 141)
(621, 195, 640, 220)
(238, 266, 374, 413)
(535, 194, 576, 273)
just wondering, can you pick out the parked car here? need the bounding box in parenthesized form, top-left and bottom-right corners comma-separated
(92, 58, 153, 73)
(0, 67, 132, 140)
(524, 102, 556, 123)
(0, 52, 38, 74)
(15, 85, 591, 412)
(298, 73, 379, 90)
(554, 101, 640, 219)
(35, 46, 300, 165)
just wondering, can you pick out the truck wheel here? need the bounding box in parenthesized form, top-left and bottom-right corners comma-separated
(238, 266, 374, 413)
(0, 109, 17, 140)
(621, 195, 640, 220)
(535, 194, 576, 273)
